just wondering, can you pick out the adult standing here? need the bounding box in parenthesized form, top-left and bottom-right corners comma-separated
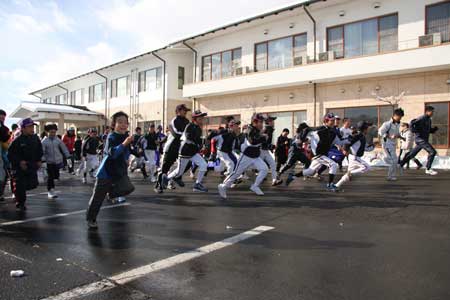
(400, 105, 438, 175)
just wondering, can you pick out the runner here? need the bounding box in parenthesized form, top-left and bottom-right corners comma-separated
(79, 128, 101, 184)
(218, 113, 269, 199)
(62, 127, 76, 175)
(211, 119, 241, 178)
(164, 110, 208, 193)
(335, 121, 371, 190)
(7, 118, 43, 211)
(400, 105, 438, 175)
(86, 111, 134, 229)
(379, 108, 404, 181)
(260, 116, 283, 186)
(41, 124, 70, 199)
(155, 104, 190, 193)
(398, 122, 422, 170)
(142, 123, 158, 182)
(289, 113, 343, 192)
(275, 128, 290, 172)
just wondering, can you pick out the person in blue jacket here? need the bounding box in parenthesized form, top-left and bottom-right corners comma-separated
(86, 111, 134, 229)
(400, 105, 439, 175)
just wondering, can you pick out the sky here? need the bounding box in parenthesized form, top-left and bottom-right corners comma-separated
(0, 0, 302, 126)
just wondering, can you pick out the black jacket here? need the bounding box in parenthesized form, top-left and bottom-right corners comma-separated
(307, 125, 339, 156)
(216, 130, 238, 153)
(179, 122, 203, 157)
(8, 134, 43, 172)
(82, 136, 101, 156)
(243, 125, 265, 158)
(261, 125, 274, 150)
(344, 133, 366, 157)
(144, 132, 158, 150)
(275, 135, 290, 158)
(411, 115, 437, 143)
(165, 116, 190, 153)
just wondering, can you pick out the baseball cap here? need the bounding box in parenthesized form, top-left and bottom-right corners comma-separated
(19, 118, 37, 128)
(324, 112, 336, 122)
(192, 110, 207, 118)
(252, 113, 266, 122)
(176, 104, 191, 112)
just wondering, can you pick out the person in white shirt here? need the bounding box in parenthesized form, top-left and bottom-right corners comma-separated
(378, 108, 404, 181)
(399, 123, 422, 169)
(340, 118, 353, 140)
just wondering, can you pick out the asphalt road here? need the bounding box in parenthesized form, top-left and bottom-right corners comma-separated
(1, 168, 450, 300)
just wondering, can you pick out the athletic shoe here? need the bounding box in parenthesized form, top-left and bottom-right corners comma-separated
(150, 176, 157, 183)
(87, 220, 98, 229)
(47, 190, 58, 199)
(154, 187, 163, 194)
(193, 183, 208, 193)
(272, 179, 283, 186)
(387, 177, 397, 181)
(218, 184, 227, 199)
(167, 181, 176, 190)
(173, 176, 185, 187)
(286, 174, 294, 186)
(327, 183, 340, 192)
(416, 163, 423, 170)
(117, 197, 126, 203)
(250, 185, 264, 196)
(15, 203, 26, 212)
(425, 169, 438, 176)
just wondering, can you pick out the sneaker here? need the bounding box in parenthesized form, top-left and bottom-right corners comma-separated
(87, 220, 98, 229)
(154, 186, 163, 194)
(82, 177, 87, 184)
(327, 183, 340, 192)
(272, 179, 283, 186)
(286, 174, 294, 186)
(218, 184, 227, 199)
(47, 190, 58, 199)
(150, 176, 157, 183)
(172, 176, 185, 187)
(167, 181, 176, 190)
(193, 183, 208, 193)
(425, 169, 438, 176)
(250, 185, 264, 196)
(387, 177, 397, 181)
(15, 203, 26, 212)
(117, 197, 126, 203)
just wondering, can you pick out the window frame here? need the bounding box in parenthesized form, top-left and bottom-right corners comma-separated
(88, 83, 106, 103)
(178, 66, 185, 90)
(111, 76, 129, 98)
(425, 0, 450, 43)
(201, 47, 242, 81)
(254, 32, 307, 72)
(138, 67, 162, 93)
(326, 13, 398, 59)
(425, 101, 450, 148)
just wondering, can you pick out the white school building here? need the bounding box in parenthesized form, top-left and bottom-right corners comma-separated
(11, 0, 450, 155)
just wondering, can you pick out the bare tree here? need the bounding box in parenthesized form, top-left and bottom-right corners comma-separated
(372, 90, 406, 112)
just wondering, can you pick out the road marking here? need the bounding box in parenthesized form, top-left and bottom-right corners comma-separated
(0, 203, 130, 226)
(3, 191, 61, 200)
(40, 225, 275, 300)
(0, 249, 32, 263)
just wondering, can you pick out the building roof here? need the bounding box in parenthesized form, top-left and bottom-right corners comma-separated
(30, 0, 326, 95)
(10, 101, 102, 119)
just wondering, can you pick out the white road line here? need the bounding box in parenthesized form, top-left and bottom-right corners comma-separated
(0, 203, 130, 226)
(41, 225, 275, 300)
(3, 191, 61, 200)
(0, 249, 32, 263)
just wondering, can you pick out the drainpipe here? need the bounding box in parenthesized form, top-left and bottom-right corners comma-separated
(57, 84, 68, 105)
(95, 71, 108, 127)
(313, 82, 317, 126)
(152, 51, 167, 129)
(182, 41, 198, 83)
(303, 5, 317, 62)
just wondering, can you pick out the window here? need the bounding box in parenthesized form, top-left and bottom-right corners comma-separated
(178, 66, 185, 89)
(55, 94, 66, 104)
(327, 105, 394, 145)
(264, 111, 307, 139)
(88, 83, 106, 103)
(70, 89, 83, 105)
(426, 1, 450, 43)
(111, 76, 129, 98)
(327, 14, 398, 59)
(203, 115, 241, 134)
(202, 48, 242, 81)
(426, 102, 449, 147)
(255, 33, 307, 72)
(138, 67, 162, 93)
(42, 97, 52, 104)
(138, 120, 161, 132)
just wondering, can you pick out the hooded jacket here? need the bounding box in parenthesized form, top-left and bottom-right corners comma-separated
(41, 136, 70, 165)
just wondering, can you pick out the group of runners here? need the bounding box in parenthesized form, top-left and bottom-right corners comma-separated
(0, 103, 441, 228)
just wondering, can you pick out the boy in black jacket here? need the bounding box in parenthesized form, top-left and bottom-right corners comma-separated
(400, 105, 438, 175)
(164, 110, 208, 193)
(218, 113, 269, 199)
(8, 118, 43, 211)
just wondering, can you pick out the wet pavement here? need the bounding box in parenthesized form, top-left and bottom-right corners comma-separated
(1, 168, 450, 300)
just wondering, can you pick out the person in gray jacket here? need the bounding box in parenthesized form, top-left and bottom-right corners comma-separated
(378, 108, 404, 181)
(41, 124, 70, 199)
(398, 123, 422, 169)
